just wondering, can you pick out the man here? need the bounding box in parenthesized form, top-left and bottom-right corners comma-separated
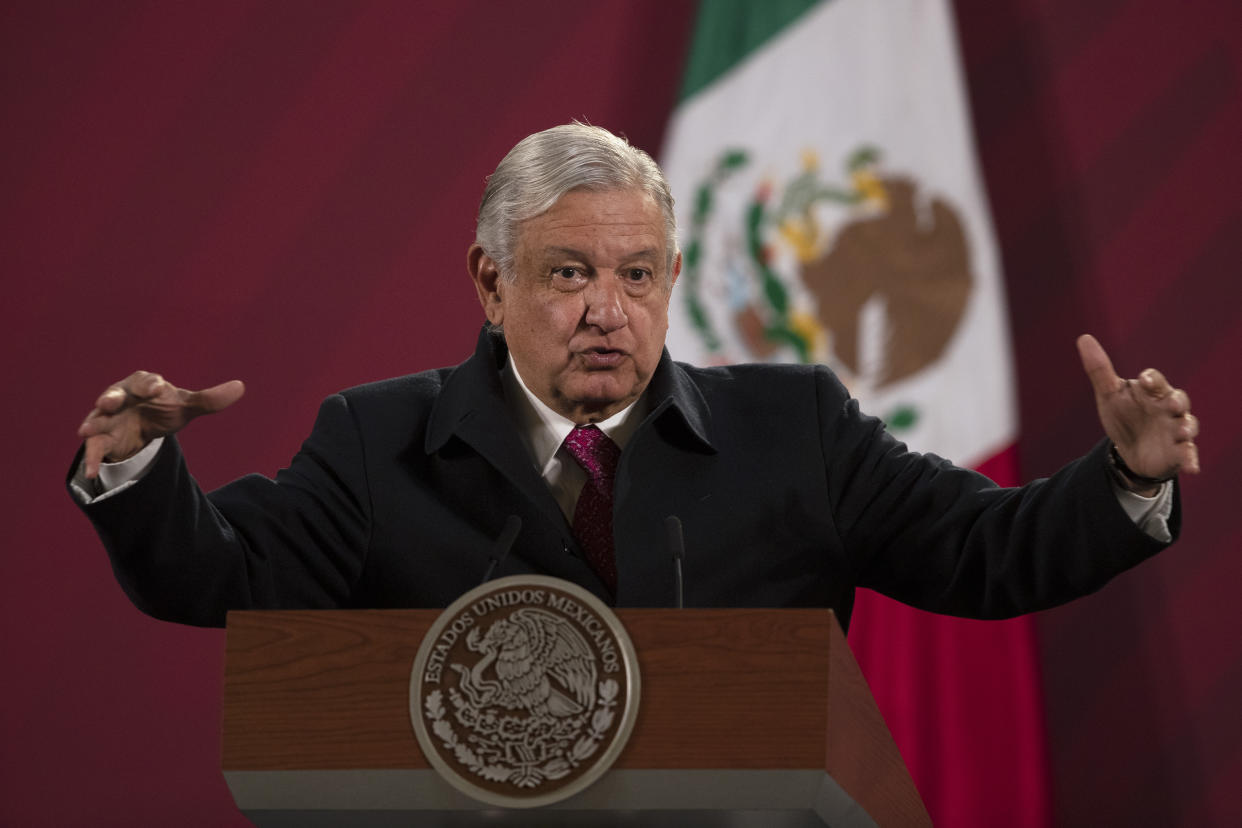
(71, 124, 1199, 628)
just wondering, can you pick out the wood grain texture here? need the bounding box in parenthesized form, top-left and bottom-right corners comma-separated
(223, 610, 433, 770)
(825, 610, 932, 826)
(614, 609, 831, 769)
(223, 607, 927, 821)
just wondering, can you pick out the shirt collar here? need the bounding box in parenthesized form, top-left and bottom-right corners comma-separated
(426, 326, 714, 457)
(501, 356, 647, 476)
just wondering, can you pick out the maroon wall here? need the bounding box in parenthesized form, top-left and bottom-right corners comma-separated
(954, 1, 1242, 824)
(2, 1, 1238, 825)
(2, 3, 696, 824)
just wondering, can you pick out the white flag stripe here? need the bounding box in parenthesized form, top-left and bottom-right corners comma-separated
(662, 0, 1015, 468)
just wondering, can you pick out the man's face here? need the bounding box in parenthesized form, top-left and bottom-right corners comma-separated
(470, 188, 679, 423)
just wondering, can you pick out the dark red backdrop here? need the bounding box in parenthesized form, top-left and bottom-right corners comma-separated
(3, 1, 1238, 825)
(958, 1, 1242, 824)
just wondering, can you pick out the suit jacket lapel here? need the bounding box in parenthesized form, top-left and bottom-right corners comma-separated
(612, 351, 718, 606)
(424, 328, 608, 597)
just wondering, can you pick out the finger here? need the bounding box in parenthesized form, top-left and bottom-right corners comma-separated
(1137, 368, 1173, 400)
(92, 384, 130, 414)
(132, 371, 170, 399)
(92, 371, 166, 413)
(1165, 388, 1191, 416)
(79, 395, 134, 436)
(184, 380, 245, 415)
(116, 370, 172, 402)
(1173, 440, 1200, 475)
(82, 433, 112, 480)
(1076, 334, 1123, 396)
(78, 410, 106, 438)
(1178, 413, 1199, 442)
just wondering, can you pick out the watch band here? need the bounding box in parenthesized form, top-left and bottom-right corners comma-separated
(1108, 443, 1172, 490)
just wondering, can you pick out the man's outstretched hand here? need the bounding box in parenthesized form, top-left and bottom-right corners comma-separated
(77, 371, 245, 480)
(1077, 334, 1199, 494)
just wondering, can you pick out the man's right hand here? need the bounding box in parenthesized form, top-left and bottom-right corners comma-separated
(77, 371, 245, 480)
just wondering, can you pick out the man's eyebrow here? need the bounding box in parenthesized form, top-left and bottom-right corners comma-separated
(543, 246, 660, 262)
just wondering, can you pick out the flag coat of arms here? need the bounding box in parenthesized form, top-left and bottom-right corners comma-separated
(662, 2, 1050, 825)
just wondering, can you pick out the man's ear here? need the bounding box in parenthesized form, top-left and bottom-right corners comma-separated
(467, 243, 505, 326)
(670, 251, 682, 287)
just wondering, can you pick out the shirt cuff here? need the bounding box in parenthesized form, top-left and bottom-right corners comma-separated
(1113, 478, 1174, 543)
(69, 437, 165, 504)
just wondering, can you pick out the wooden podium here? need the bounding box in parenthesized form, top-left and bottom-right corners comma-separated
(223, 608, 930, 826)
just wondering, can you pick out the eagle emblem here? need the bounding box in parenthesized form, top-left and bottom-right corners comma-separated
(680, 145, 974, 432)
(410, 576, 640, 807)
(452, 608, 597, 719)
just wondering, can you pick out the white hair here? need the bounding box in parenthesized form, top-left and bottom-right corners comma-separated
(475, 122, 678, 281)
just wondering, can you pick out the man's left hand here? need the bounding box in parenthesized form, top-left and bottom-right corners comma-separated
(1077, 334, 1200, 495)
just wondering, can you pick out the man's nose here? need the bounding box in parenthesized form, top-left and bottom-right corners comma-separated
(583, 278, 628, 332)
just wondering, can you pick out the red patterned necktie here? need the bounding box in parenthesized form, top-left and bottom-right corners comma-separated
(562, 425, 621, 594)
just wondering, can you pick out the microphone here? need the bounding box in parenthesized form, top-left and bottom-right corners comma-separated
(665, 515, 684, 609)
(481, 515, 522, 585)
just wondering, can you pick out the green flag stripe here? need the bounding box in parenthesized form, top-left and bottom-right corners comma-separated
(678, 0, 824, 102)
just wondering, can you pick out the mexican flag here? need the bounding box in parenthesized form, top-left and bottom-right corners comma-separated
(661, 1, 1050, 825)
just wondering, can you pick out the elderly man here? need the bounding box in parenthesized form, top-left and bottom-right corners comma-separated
(71, 124, 1198, 628)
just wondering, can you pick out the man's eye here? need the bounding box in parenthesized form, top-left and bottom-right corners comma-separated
(553, 267, 581, 280)
(623, 269, 650, 282)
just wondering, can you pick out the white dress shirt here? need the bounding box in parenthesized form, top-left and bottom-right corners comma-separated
(501, 357, 646, 522)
